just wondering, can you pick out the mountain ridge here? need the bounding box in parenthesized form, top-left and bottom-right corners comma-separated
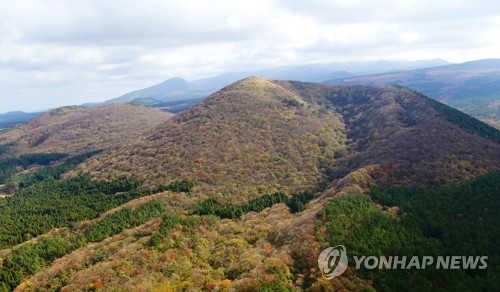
(0, 111, 43, 129)
(1, 77, 499, 291)
(72, 77, 499, 200)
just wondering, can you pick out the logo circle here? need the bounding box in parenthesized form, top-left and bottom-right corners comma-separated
(318, 245, 348, 279)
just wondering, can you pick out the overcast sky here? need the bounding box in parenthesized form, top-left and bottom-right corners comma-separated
(1, 0, 499, 113)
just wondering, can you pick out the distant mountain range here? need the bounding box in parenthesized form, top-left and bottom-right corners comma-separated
(5, 58, 499, 130)
(329, 59, 500, 128)
(0, 111, 42, 129)
(101, 59, 451, 105)
(109, 58, 497, 128)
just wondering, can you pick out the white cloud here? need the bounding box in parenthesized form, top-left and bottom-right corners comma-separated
(0, 0, 499, 112)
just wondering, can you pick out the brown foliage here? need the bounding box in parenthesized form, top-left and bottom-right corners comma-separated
(74, 77, 499, 200)
(0, 103, 172, 157)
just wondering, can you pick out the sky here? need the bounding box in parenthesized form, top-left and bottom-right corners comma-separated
(0, 0, 499, 113)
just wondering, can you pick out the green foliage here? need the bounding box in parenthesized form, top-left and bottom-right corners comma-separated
(8, 151, 98, 189)
(371, 172, 500, 262)
(148, 213, 203, 250)
(286, 191, 313, 212)
(446, 95, 499, 127)
(283, 98, 301, 107)
(152, 180, 195, 193)
(0, 142, 15, 155)
(191, 191, 314, 219)
(84, 200, 165, 242)
(0, 235, 83, 291)
(0, 175, 195, 288)
(317, 172, 499, 291)
(161, 213, 202, 233)
(0, 153, 68, 184)
(0, 156, 198, 248)
(49, 106, 83, 117)
(413, 88, 500, 142)
(0, 150, 196, 249)
(0, 191, 187, 289)
(0, 174, 141, 249)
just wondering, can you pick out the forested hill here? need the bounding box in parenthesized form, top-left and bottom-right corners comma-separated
(328, 59, 500, 128)
(72, 77, 499, 200)
(0, 77, 498, 291)
(0, 103, 172, 158)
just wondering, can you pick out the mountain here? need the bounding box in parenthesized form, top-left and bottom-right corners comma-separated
(102, 68, 353, 106)
(1, 77, 499, 291)
(0, 103, 172, 157)
(0, 111, 42, 129)
(74, 77, 499, 199)
(105, 77, 205, 104)
(329, 59, 500, 128)
(101, 59, 450, 105)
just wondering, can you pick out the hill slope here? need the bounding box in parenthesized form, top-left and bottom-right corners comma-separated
(329, 59, 500, 128)
(0, 103, 172, 157)
(74, 77, 499, 200)
(2, 77, 499, 291)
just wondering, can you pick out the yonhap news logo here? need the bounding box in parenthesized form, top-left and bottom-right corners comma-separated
(318, 246, 488, 279)
(317, 245, 348, 279)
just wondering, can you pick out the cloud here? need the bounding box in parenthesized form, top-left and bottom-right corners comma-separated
(0, 0, 499, 112)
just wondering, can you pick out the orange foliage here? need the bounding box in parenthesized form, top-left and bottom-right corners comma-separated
(219, 279, 232, 286)
(93, 280, 105, 289)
